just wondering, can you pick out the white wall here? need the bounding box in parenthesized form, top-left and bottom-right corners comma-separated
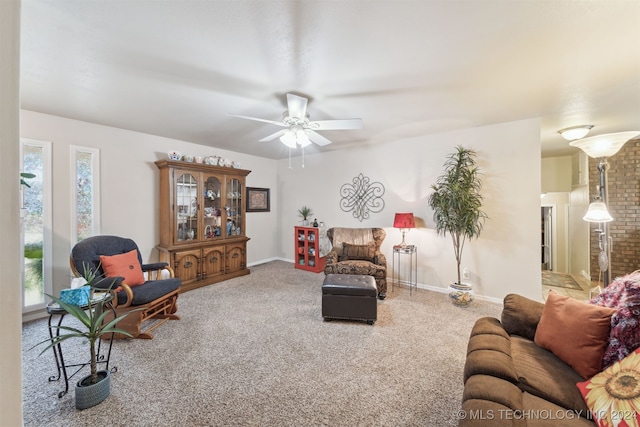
(569, 150, 591, 278)
(1, 1, 24, 424)
(20, 110, 279, 305)
(20, 110, 543, 309)
(541, 156, 572, 193)
(278, 118, 542, 302)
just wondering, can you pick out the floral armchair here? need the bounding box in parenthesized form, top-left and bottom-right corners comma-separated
(324, 227, 387, 299)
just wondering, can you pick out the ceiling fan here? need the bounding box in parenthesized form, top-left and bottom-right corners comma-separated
(228, 93, 362, 148)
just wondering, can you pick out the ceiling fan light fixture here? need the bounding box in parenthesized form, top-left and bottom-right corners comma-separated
(297, 130, 311, 147)
(229, 93, 362, 151)
(558, 125, 593, 141)
(279, 131, 297, 148)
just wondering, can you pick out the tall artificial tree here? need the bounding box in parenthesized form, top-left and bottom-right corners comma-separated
(428, 145, 487, 285)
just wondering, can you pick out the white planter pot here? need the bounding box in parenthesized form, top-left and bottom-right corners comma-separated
(448, 282, 474, 307)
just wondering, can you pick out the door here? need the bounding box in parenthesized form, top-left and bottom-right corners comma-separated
(225, 177, 243, 237)
(202, 246, 225, 280)
(174, 172, 199, 244)
(173, 249, 201, 284)
(226, 243, 245, 274)
(203, 174, 223, 241)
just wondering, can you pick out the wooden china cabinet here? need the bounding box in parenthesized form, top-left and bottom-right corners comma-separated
(155, 159, 251, 292)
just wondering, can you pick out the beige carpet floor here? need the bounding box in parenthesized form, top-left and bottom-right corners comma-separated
(22, 260, 502, 426)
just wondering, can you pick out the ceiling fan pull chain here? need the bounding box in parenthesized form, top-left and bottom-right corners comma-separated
(302, 146, 305, 168)
(288, 148, 292, 169)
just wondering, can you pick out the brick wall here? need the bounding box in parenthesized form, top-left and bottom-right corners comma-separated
(589, 138, 640, 282)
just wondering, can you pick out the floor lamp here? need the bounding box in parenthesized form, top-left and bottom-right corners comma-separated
(570, 131, 639, 286)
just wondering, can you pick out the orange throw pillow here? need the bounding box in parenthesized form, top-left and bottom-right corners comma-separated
(534, 291, 615, 379)
(99, 249, 145, 287)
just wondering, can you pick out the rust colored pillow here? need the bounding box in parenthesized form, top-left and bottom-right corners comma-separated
(534, 291, 615, 379)
(341, 242, 375, 262)
(99, 249, 145, 287)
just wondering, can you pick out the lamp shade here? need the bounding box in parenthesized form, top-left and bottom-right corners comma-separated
(583, 202, 613, 223)
(393, 213, 415, 229)
(570, 131, 640, 158)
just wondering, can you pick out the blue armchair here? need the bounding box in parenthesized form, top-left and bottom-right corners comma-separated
(70, 235, 180, 339)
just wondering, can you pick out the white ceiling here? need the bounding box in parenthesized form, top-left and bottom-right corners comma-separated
(20, 0, 640, 160)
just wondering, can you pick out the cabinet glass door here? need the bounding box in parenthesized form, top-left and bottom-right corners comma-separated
(225, 178, 242, 237)
(176, 173, 198, 242)
(203, 175, 222, 240)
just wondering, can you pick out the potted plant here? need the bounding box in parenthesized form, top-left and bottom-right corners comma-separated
(297, 205, 313, 226)
(427, 145, 487, 306)
(32, 263, 135, 409)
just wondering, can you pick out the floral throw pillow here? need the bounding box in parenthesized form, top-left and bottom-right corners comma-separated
(577, 347, 640, 427)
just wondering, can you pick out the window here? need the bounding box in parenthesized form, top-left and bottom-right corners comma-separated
(71, 146, 101, 243)
(21, 139, 52, 311)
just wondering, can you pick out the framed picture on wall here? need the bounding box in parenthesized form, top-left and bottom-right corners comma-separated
(246, 187, 270, 212)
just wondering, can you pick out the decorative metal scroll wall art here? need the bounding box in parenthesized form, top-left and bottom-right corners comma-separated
(339, 173, 385, 221)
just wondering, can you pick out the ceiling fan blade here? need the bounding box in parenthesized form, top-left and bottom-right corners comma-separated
(286, 94, 308, 119)
(307, 130, 332, 146)
(259, 129, 288, 142)
(227, 113, 287, 127)
(310, 118, 363, 130)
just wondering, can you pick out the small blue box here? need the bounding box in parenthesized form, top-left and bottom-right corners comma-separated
(60, 285, 91, 306)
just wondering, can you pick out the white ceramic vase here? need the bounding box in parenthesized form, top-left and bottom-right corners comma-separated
(448, 282, 474, 307)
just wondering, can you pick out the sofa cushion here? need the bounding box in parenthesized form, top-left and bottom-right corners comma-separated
(327, 260, 386, 279)
(341, 242, 376, 261)
(469, 316, 510, 340)
(116, 277, 180, 306)
(501, 293, 544, 341)
(511, 336, 589, 415)
(576, 347, 640, 427)
(534, 291, 615, 379)
(462, 374, 523, 412)
(521, 393, 596, 426)
(330, 227, 375, 257)
(464, 317, 519, 385)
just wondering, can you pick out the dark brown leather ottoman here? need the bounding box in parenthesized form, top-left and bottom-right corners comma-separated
(322, 274, 377, 325)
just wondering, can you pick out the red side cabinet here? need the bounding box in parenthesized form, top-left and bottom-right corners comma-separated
(294, 226, 325, 273)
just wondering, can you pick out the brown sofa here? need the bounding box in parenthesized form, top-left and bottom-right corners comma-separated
(460, 294, 595, 427)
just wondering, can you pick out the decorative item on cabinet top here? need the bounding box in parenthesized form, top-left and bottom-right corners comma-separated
(166, 152, 242, 168)
(155, 159, 251, 174)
